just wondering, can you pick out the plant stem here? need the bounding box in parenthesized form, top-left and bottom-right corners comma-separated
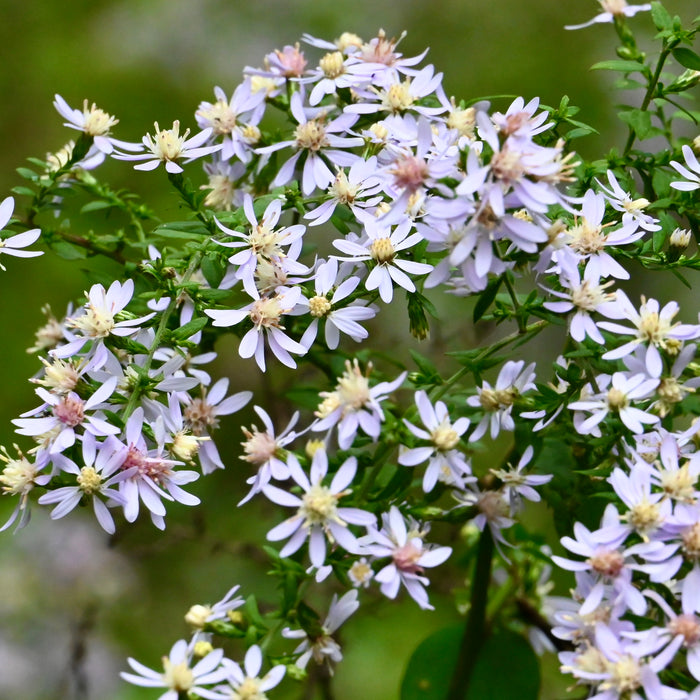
(447, 526, 494, 700)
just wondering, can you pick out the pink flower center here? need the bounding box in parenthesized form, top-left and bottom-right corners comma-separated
(53, 395, 85, 427)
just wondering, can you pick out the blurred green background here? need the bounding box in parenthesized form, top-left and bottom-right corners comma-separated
(0, 1, 697, 698)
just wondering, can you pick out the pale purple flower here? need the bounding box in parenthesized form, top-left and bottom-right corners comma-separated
(595, 170, 660, 231)
(114, 120, 222, 174)
(121, 638, 229, 700)
(205, 286, 307, 371)
(37, 432, 132, 534)
(208, 645, 285, 700)
(0, 446, 50, 532)
(258, 92, 363, 195)
(263, 449, 375, 568)
(299, 258, 377, 350)
(361, 505, 452, 610)
(670, 145, 700, 192)
(238, 406, 302, 504)
(304, 156, 384, 227)
(599, 291, 700, 377)
(568, 372, 659, 436)
(312, 360, 406, 450)
(399, 390, 472, 492)
(214, 194, 306, 299)
(332, 217, 432, 303)
(0, 196, 42, 270)
(490, 445, 552, 510)
(52, 94, 142, 154)
(13, 376, 120, 454)
(51, 278, 155, 359)
(282, 589, 359, 672)
(490, 96, 553, 140)
(565, 1, 652, 31)
(184, 585, 244, 631)
(467, 360, 536, 442)
(195, 83, 266, 162)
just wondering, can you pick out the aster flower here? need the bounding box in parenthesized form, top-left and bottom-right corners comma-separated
(207, 645, 286, 700)
(670, 144, 700, 192)
(184, 585, 245, 632)
(299, 258, 377, 351)
(205, 286, 307, 371)
(568, 372, 659, 436)
(257, 92, 363, 195)
(565, 0, 652, 31)
(0, 446, 50, 532)
(332, 217, 432, 303)
(195, 83, 266, 162)
(51, 278, 155, 359)
(0, 197, 42, 271)
(121, 638, 229, 700)
(312, 360, 406, 450)
(599, 291, 700, 377)
(238, 406, 302, 504)
(467, 360, 536, 442)
(282, 589, 360, 672)
(398, 390, 472, 492)
(53, 94, 142, 154)
(361, 505, 452, 610)
(114, 120, 222, 173)
(595, 170, 660, 231)
(263, 449, 375, 569)
(490, 445, 552, 511)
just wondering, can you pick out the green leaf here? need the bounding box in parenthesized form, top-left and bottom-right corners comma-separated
(16, 167, 37, 181)
(465, 630, 540, 700)
(651, 1, 673, 30)
(80, 200, 112, 214)
(591, 59, 647, 74)
(673, 47, 700, 71)
(153, 228, 205, 241)
(201, 253, 225, 288)
(10, 186, 36, 197)
(47, 239, 87, 260)
(617, 109, 660, 140)
(170, 317, 208, 341)
(473, 275, 502, 323)
(400, 625, 461, 700)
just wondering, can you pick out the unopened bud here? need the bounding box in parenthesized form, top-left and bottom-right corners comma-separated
(670, 227, 691, 249)
(193, 641, 214, 657)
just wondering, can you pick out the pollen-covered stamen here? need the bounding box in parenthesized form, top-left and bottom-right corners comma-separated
(566, 217, 611, 256)
(309, 295, 332, 317)
(240, 123, 261, 144)
(185, 604, 212, 629)
(34, 357, 80, 393)
(682, 522, 700, 560)
(197, 101, 237, 135)
(661, 461, 697, 502)
(320, 51, 345, 79)
(315, 392, 341, 419)
(606, 387, 628, 412)
(236, 677, 265, 699)
(295, 119, 329, 151)
(241, 427, 278, 465)
(490, 147, 526, 183)
(249, 224, 286, 259)
(626, 500, 661, 536)
(607, 655, 641, 694)
(390, 155, 430, 192)
(601, 0, 631, 15)
(669, 614, 700, 647)
(147, 121, 188, 162)
(299, 483, 342, 526)
(336, 360, 371, 410)
(570, 279, 615, 312)
(77, 466, 103, 495)
(447, 103, 476, 138)
(658, 377, 686, 405)
(478, 387, 516, 412)
(123, 445, 172, 483)
(392, 541, 424, 573)
(184, 398, 219, 435)
(0, 447, 37, 496)
(476, 490, 510, 522)
(171, 431, 207, 462)
(81, 101, 119, 136)
(53, 394, 85, 427)
(273, 43, 307, 77)
(430, 421, 459, 451)
(249, 296, 284, 329)
(370, 237, 396, 264)
(161, 658, 194, 693)
(330, 170, 358, 204)
(380, 81, 414, 113)
(587, 548, 625, 578)
(69, 304, 116, 338)
(637, 300, 677, 347)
